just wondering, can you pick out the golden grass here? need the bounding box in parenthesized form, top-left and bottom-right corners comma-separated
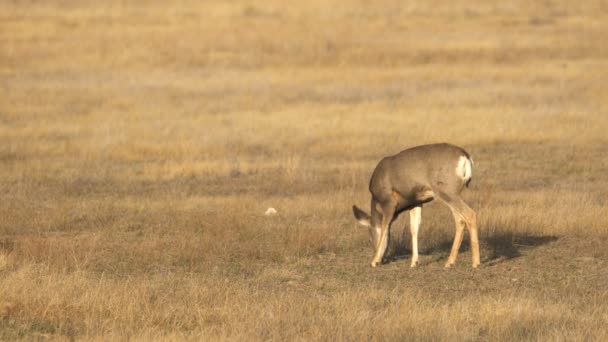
(1, 0, 608, 340)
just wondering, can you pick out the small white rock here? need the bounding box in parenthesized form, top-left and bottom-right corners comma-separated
(265, 207, 278, 216)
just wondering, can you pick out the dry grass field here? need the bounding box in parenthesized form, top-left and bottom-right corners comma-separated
(1, 0, 608, 340)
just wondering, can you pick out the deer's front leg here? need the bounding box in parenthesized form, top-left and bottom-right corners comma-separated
(409, 206, 422, 267)
(371, 202, 396, 267)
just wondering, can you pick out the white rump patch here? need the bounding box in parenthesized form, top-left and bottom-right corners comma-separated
(456, 155, 473, 181)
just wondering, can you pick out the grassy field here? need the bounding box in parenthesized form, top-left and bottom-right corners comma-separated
(1, 0, 608, 340)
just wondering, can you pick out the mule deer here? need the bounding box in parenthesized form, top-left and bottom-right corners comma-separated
(352, 143, 480, 268)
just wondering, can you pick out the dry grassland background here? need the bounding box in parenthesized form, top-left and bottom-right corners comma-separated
(1, 0, 608, 340)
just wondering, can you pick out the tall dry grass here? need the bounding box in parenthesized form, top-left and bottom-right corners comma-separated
(1, 0, 608, 340)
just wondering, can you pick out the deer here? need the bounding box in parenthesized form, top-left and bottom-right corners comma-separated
(352, 143, 480, 268)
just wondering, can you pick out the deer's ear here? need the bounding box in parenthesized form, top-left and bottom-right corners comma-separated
(352, 205, 371, 227)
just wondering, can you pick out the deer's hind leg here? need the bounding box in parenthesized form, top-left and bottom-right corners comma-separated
(437, 192, 480, 268)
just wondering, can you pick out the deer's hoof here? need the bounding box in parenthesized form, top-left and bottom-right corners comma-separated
(371, 261, 379, 268)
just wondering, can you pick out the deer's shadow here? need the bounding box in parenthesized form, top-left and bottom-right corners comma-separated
(386, 232, 558, 265)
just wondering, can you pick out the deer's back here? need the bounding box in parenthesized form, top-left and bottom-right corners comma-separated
(369, 143, 470, 203)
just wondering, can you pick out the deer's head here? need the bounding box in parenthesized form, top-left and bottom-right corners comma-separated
(352, 205, 379, 249)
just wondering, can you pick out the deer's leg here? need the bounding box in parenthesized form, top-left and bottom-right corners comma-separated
(445, 207, 466, 268)
(409, 206, 422, 267)
(452, 199, 479, 268)
(371, 201, 396, 267)
(462, 202, 480, 268)
(441, 194, 480, 268)
(370, 198, 382, 248)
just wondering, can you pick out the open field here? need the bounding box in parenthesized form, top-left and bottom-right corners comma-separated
(1, 0, 608, 340)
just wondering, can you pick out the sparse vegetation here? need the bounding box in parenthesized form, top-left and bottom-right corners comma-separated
(1, 0, 607, 340)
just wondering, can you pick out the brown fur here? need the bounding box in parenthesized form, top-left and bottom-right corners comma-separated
(353, 143, 480, 268)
